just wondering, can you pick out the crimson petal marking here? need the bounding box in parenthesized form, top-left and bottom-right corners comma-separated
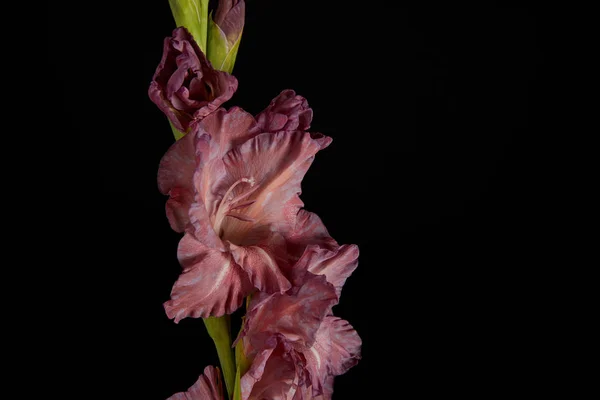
(164, 233, 253, 321)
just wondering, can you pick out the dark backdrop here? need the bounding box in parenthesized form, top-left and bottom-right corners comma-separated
(52, 2, 538, 398)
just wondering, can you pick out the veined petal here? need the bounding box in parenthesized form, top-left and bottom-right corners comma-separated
(157, 130, 196, 232)
(229, 241, 291, 294)
(244, 274, 337, 349)
(197, 107, 259, 164)
(192, 107, 259, 218)
(304, 317, 361, 395)
(241, 337, 306, 400)
(292, 245, 359, 299)
(167, 365, 224, 400)
(285, 210, 338, 260)
(239, 346, 276, 400)
(214, 131, 328, 245)
(164, 232, 253, 321)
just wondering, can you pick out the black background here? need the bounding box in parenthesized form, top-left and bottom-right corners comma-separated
(51, 1, 538, 398)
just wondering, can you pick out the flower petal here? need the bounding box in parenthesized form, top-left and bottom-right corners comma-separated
(213, 131, 328, 245)
(292, 244, 359, 299)
(256, 90, 313, 132)
(229, 241, 291, 294)
(197, 107, 260, 164)
(285, 210, 338, 260)
(239, 346, 276, 400)
(167, 365, 224, 400)
(241, 337, 306, 400)
(164, 232, 253, 321)
(304, 316, 361, 395)
(244, 274, 337, 349)
(149, 27, 238, 132)
(157, 131, 196, 232)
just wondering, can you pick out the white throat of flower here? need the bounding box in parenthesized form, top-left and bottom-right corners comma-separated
(213, 177, 257, 237)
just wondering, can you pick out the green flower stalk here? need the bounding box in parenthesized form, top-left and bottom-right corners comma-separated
(203, 316, 236, 399)
(168, 0, 209, 53)
(207, 0, 245, 73)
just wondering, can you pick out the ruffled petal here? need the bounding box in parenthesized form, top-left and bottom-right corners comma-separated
(167, 365, 224, 400)
(157, 131, 196, 232)
(304, 317, 361, 395)
(240, 346, 276, 400)
(256, 90, 313, 132)
(196, 107, 259, 165)
(244, 274, 337, 349)
(242, 337, 306, 400)
(285, 210, 338, 260)
(149, 27, 238, 132)
(213, 131, 328, 245)
(292, 244, 359, 299)
(164, 232, 253, 321)
(229, 241, 291, 294)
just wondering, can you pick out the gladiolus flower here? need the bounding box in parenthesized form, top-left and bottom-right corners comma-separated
(149, 27, 238, 133)
(237, 274, 361, 399)
(159, 107, 333, 321)
(167, 366, 224, 400)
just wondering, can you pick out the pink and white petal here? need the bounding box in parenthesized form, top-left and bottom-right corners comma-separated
(167, 365, 224, 400)
(157, 131, 196, 232)
(217, 131, 328, 241)
(187, 200, 224, 250)
(229, 242, 291, 294)
(164, 233, 253, 321)
(312, 316, 362, 378)
(293, 244, 359, 299)
(244, 274, 337, 348)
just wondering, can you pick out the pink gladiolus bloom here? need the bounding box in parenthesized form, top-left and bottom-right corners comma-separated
(159, 107, 334, 321)
(167, 366, 224, 400)
(149, 27, 238, 133)
(238, 274, 361, 399)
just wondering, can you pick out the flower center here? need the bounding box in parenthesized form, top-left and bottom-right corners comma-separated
(213, 177, 257, 237)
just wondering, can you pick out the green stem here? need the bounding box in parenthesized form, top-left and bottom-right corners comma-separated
(203, 316, 235, 399)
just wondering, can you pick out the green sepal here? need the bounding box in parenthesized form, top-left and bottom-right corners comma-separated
(168, 0, 209, 53)
(170, 121, 186, 141)
(207, 13, 243, 74)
